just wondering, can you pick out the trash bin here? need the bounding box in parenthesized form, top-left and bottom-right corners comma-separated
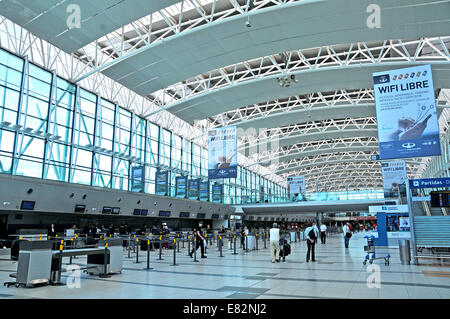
(399, 239, 411, 265)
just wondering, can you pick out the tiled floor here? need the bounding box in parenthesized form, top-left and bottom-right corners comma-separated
(0, 232, 449, 299)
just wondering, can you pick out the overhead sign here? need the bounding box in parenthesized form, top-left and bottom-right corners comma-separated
(188, 178, 200, 200)
(381, 160, 407, 197)
(208, 126, 237, 179)
(155, 170, 168, 196)
(199, 181, 209, 201)
(373, 64, 441, 159)
(409, 178, 450, 189)
(287, 176, 305, 201)
(175, 176, 188, 198)
(369, 205, 409, 214)
(212, 183, 223, 203)
(131, 166, 145, 193)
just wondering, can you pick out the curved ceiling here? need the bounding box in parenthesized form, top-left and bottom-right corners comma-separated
(2, 0, 449, 193)
(165, 62, 450, 123)
(98, 0, 450, 97)
(0, 0, 178, 52)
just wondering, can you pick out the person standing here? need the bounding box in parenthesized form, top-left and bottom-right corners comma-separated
(343, 222, 351, 248)
(269, 223, 280, 263)
(189, 221, 207, 259)
(49, 224, 56, 238)
(320, 223, 327, 244)
(304, 222, 319, 262)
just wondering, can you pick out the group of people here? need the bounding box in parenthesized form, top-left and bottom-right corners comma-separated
(268, 221, 353, 263)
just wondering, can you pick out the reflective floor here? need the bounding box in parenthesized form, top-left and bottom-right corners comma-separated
(0, 232, 449, 299)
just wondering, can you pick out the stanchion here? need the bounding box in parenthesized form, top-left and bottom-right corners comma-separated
(264, 232, 267, 249)
(187, 236, 191, 256)
(127, 236, 131, 258)
(219, 236, 224, 257)
(255, 233, 259, 250)
(245, 235, 249, 253)
(145, 239, 153, 270)
(171, 239, 178, 266)
(193, 237, 199, 262)
(177, 237, 180, 253)
(135, 238, 140, 264)
(182, 235, 185, 248)
(158, 235, 164, 260)
(204, 234, 207, 254)
(233, 235, 238, 255)
(133, 235, 136, 253)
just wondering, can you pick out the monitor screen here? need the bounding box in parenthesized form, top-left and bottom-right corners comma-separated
(20, 201, 35, 210)
(133, 209, 141, 216)
(141, 209, 148, 216)
(179, 212, 190, 218)
(112, 207, 120, 214)
(430, 192, 450, 207)
(74, 205, 86, 213)
(159, 211, 171, 217)
(211, 214, 219, 219)
(102, 207, 112, 214)
(197, 213, 206, 219)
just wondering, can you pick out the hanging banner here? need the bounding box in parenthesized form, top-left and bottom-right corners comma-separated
(373, 64, 441, 160)
(208, 126, 237, 179)
(199, 181, 209, 201)
(287, 176, 305, 201)
(188, 178, 200, 200)
(155, 170, 168, 196)
(131, 166, 145, 193)
(175, 176, 188, 198)
(381, 161, 407, 198)
(212, 183, 223, 203)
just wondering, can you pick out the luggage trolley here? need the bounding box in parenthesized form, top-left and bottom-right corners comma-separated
(363, 235, 390, 266)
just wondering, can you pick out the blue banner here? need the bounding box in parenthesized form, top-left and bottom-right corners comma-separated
(155, 170, 168, 196)
(188, 178, 200, 200)
(212, 183, 223, 203)
(175, 176, 188, 198)
(373, 64, 441, 160)
(208, 126, 237, 179)
(131, 166, 145, 193)
(199, 181, 209, 201)
(409, 178, 450, 189)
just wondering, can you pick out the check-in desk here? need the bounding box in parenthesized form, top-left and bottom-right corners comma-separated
(86, 238, 123, 275)
(16, 240, 53, 287)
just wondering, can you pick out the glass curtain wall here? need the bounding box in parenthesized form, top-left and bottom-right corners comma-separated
(0, 47, 287, 204)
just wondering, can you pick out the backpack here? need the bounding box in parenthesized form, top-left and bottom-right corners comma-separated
(308, 228, 317, 240)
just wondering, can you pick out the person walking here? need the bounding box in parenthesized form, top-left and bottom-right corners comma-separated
(320, 223, 327, 244)
(304, 222, 319, 262)
(343, 222, 351, 248)
(269, 223, 280, 263)
(189, 221, 207, 259)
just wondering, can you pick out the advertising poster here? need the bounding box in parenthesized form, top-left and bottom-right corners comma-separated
(208, 126, 237, 179)
(373, 64, 441, 159)
(155, 170, 168, 196)
(398, 217, 411, 231)
(175, 176, 188, 198)
(188, 178, 200, 200)
(287, 176, 305, 201)
(381, 160, 407, 198)
(212, 183, 223, 203)
(199, 181, 209, 201)
(131, 166, 145, 193)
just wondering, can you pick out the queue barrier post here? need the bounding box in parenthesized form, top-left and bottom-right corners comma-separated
(158, 235, 164, 260)
(193, 237, 199, 262)
(135, 238, 140, 264)
(233, 235, 238, 255)
(219, 236, 224, 258)
(171, 239, 178, 266)
(145, 239, 153, 270)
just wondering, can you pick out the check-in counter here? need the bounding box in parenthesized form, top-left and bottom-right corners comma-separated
(16, 240, 53, 287)
(87, 238, 123, 275)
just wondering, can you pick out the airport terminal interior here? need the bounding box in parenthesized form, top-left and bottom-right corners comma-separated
(0, 0, 449, 301)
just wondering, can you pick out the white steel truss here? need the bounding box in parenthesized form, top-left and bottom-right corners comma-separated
(73, 0, 297, 83)
(152, 37, 450, 114)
